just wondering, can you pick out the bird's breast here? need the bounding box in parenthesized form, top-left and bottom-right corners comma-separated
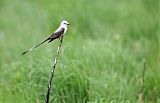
(63, 27, 68, 34)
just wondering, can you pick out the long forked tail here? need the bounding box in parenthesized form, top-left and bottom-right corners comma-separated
(22, 38, 50, 55)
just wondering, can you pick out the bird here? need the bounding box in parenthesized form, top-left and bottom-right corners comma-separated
(22, 20, 70, 55)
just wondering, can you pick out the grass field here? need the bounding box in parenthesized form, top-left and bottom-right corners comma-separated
(0, 0, 159, 103)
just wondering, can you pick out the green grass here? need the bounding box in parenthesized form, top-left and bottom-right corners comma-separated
(0, 0, 159, 103)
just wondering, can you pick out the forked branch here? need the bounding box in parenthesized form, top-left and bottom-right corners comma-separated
(45, 36, 64, 103)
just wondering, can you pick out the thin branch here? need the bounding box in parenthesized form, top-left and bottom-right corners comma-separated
(45, 36, 64, 103)
(141, 62, 146, 89)
(137, 62, 146, 103)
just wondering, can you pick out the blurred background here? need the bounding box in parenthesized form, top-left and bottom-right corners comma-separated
(0, 0, 159, 103)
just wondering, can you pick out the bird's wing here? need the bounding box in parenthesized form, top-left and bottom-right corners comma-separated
(49, 28, 65, 42)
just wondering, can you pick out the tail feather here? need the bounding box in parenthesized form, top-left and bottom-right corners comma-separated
(48, 38, 56, 43)
(22, 38, 50, 55)
(22, 50, 30, 55)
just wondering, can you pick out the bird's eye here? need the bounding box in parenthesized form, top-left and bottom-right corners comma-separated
(64, 23, 67, 24)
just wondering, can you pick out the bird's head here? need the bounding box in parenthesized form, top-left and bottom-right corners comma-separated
(60, 20, 70, 28)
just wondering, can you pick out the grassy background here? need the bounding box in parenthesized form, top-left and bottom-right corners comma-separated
(0, 0, 159, 103)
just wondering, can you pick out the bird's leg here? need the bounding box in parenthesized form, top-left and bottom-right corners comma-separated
(59, 36, 63, 43)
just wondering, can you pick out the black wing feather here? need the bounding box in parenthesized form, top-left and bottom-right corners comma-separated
(48, 28, 65, 43)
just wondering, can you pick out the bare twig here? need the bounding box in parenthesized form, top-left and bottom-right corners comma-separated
(141, 63, 146, 89)
(45, 36, 64, 103)
(137, 62, 146, 103)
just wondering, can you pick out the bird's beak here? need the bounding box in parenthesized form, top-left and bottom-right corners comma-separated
(67, 23, 70, 26)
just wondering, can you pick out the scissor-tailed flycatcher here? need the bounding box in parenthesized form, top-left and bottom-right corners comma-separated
(22, 20, 70, 55)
